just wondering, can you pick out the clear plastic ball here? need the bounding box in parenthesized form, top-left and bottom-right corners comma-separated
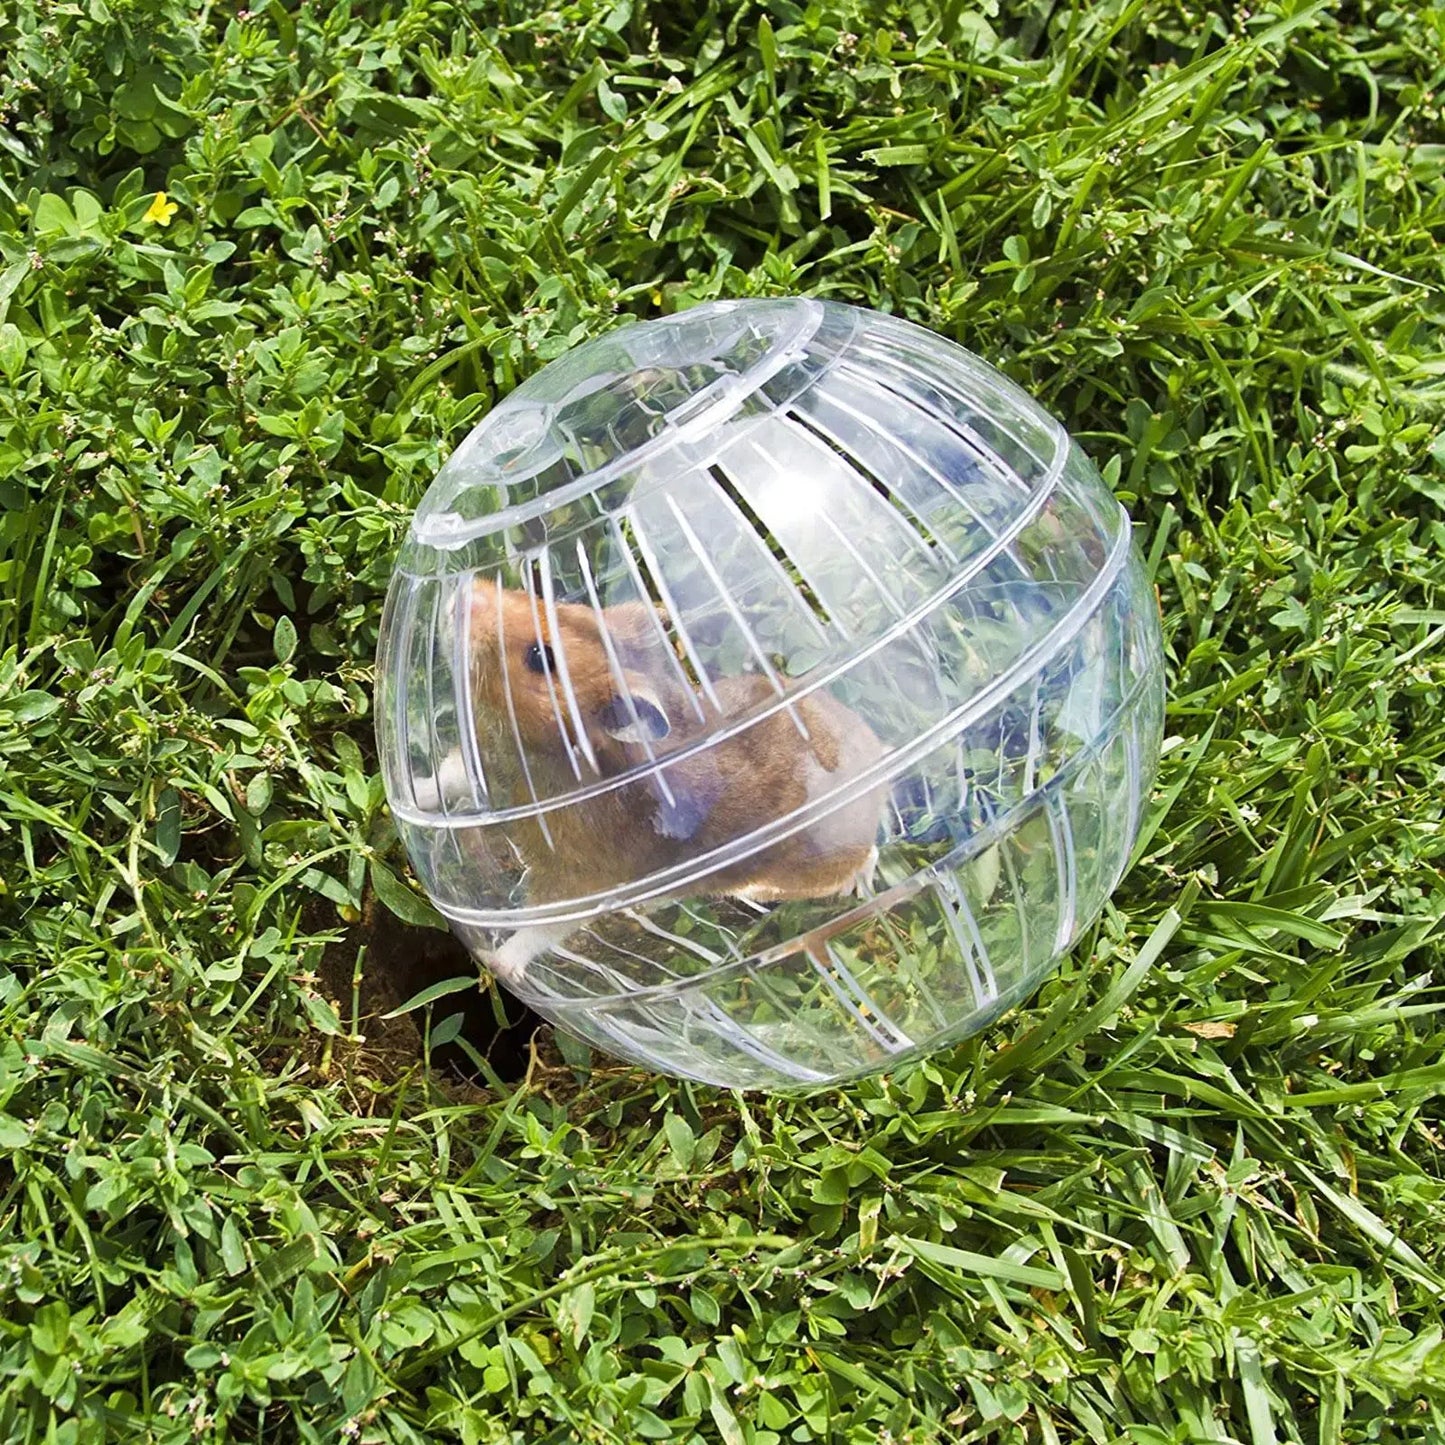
(376, 298, 1165, 1090)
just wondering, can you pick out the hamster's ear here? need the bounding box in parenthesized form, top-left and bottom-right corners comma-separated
(603, 601, 666, 661)
(597, 683, 671, 744)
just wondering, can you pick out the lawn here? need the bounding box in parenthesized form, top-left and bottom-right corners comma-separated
(2, 0, 1444, 1440)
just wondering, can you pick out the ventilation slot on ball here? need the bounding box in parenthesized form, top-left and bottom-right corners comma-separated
(662, 491, 807, 734)
(933, 869, 1001, 1011)
(851, 330, 1062, 483)
(620, 509, 724, 711)
(608, 514, 710, 717)
(627, 481, 815, 738)
(784, 407, 957, 565)
(813, 365, 1032, 583)
(717, 422, 948, 636)
(538, 550, 605, 777)
(807, 940, 915, 1055)
(1045, 791, 1079, 953)
(706, 463, 836, 633)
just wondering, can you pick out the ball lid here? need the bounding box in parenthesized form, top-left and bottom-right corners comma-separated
(410, 298, 838, 550)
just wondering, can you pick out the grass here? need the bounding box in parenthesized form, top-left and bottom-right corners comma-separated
(1, 0, 1444, 1439)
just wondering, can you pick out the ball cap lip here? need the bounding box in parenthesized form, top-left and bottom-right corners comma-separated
(410, 297, 833, 551)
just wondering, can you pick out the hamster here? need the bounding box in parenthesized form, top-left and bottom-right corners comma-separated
(466, 582, 887, 980)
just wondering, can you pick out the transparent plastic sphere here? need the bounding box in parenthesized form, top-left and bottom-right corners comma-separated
(375, 298, 1165, 1090)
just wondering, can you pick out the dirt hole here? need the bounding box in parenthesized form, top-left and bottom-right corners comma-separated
(312, 892, 544, 1089)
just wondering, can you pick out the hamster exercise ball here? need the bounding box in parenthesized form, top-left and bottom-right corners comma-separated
(375, 298, 1165, 1090)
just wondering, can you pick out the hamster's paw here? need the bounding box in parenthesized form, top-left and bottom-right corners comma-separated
(487, 921, 576, 987)
(411, 750, 475, 815)
(485, 931, 534, 986)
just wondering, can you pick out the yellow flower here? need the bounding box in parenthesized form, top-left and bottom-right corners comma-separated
(143, 191, 179, 227)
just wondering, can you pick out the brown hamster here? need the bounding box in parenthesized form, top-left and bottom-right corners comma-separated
(467, 582, 887, 979)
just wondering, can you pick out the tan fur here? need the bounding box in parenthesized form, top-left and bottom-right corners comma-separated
(672, 673, 885, 900)
(467, 584, 888, 977)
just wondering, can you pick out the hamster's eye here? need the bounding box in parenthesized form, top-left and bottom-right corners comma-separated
(523, 643, 554, 675)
